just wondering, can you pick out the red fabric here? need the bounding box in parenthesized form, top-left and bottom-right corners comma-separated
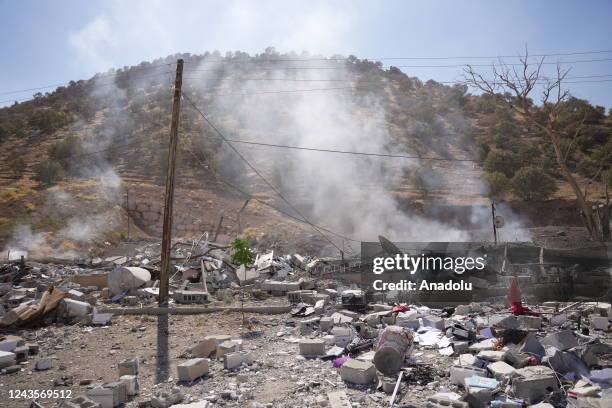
(510, 301, 541, 316)
(507, 276, 540, 316)
(392, 305, 409, 314)
(507, 276, 521, 304)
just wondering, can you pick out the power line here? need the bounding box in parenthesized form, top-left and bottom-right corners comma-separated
(4, 50, 612, 98)
(0, 62, 175, 96)
(180, 91, 344, 253)
(184, 142, 361, 243)
(182, 57, 612, 72)
(219, 138, 476, 162)
(180, 73, 612, 84)
(183, 49, 612, 63)
(0, 71, 174, 105)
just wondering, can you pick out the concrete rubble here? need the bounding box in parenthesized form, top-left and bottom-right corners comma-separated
(0, 239, 609, 407)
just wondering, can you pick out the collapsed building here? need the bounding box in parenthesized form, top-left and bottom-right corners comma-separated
(0, 236, 610, 408)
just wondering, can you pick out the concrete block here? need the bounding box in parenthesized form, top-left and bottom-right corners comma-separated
(423, 315, 445, 330)
(223, 351, 253, 370)
(456, 353, 477, 366)
(596, 303, 611, 317)
(0, 335, 24, 352)
(319, 317, 334, 332)
(454, 305, 471, 315)
(299, 339, 325, 357)
(119, 375, 139, 396)
(192, 335, 231, 359)
(298, 317, 320, 335)
(449, 365, 488, 386)
(26, 343, 39, 355)
(330, 312, 355, 324)
(177, 358, 208, 381)
(330, 326, 354, 347)
(216, 340, 241, 359)
(511, 366, 558, 403)
(192, 339, 216, 358)
(488, 361, 515, 380)
(541, 330, 578, 351)
(518, 315, 542, 330)
(465, 385, 493, 408)
(35, 358, 53, 370)
(14, 345, 28, 362)
(426, 395, 469, 408)
(590, 315, 610, 331)
(452, 341, 469, 355)
(0, 350, 16, 369)
(63, 298, 92, 317)
(477, 350, 506, 361)
(490, 314, 519, 329)
(118, 358, 139, 376)
(105, 381, 128, 405)
(87, 387, 116, 408)
(60, 395, 103, 408)
(340, 359, 376, 384)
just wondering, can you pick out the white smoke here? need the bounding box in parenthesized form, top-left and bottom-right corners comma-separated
(186, 55, 477, 245)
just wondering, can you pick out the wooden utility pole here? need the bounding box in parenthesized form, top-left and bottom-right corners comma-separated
(491, 202, 498, 245)
(159, 59, 184, 306)
(125, 186, 130, 240)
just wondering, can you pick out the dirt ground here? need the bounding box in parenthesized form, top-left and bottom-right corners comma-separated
(0, 302, 462, 408)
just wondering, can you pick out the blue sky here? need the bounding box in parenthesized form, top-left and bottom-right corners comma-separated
(1, 0, 612, 108)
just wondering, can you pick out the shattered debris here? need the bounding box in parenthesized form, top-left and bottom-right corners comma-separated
(0, 239, 609, 407)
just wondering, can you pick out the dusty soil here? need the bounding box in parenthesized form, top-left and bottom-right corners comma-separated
(0, 303, 460, 408)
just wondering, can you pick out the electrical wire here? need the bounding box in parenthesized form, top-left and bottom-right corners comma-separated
(220, 138, 476, 162)
(180, 91, 345, 253)
(184, 142, 361, 243)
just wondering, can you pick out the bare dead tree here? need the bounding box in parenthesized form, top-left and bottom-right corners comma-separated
(464, 48, 611, 241)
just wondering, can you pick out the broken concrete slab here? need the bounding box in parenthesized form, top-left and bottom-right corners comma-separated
(519, 333, 546, 358)
(191, 335, 231, 358)
(0, 350, 16, 369)
(327, 390, 351, 408)
(541, 329, 578, 351)
(517, 315, 542, 330)
(490, 314, 519, 330)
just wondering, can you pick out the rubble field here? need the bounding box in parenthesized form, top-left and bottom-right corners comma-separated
(0, 240, 610, 408)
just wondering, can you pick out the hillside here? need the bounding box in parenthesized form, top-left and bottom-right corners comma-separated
(0, 50, 611, 257)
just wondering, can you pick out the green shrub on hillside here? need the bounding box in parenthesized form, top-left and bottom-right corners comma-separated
(511, 166, 557, 201)
(484, 150, 520, 178)
(485, 171, 511, 199)
(33, 161, 63, 186)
